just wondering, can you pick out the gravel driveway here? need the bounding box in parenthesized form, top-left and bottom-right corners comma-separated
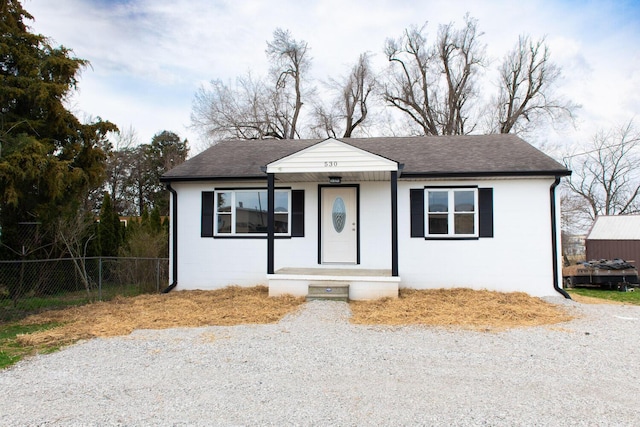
(1, 297, 640, 426)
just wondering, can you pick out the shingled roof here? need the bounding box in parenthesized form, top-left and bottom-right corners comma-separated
(161, 134, 569, 181)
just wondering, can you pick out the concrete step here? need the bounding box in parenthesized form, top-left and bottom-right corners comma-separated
(306, 282, 349, 301)
(307, 285, 349, 295)
(306, 294, 349, 302)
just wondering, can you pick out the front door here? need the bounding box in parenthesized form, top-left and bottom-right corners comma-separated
(321, 186, 358, 264)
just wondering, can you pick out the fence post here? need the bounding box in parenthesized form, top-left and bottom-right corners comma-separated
(16, 257, 25, 307)
(98, 257, 103, 301)
(156, 258, 160, 292)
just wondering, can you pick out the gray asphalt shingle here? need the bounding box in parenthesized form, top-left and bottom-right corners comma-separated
(162, 134, 568, 181)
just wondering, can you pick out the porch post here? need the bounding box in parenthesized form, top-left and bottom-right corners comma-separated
(391, 170, 399, 277)
(267, 173, 275, 274)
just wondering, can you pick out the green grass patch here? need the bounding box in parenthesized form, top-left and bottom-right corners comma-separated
(0, 322, 62, 369)
(568, 287, 640, 305)
(0, 293, 90, 323)
(0, 284, 148, 323)
(0, 293, 90, 310)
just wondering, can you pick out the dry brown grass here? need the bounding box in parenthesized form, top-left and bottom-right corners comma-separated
(350, 288, 574, 330)
(15, 286, 574, 349)
(17, 286, 304, 347)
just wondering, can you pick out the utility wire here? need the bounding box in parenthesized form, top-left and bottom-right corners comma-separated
(562, 138, 640, 160)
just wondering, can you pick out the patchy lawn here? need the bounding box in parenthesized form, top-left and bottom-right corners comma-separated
(0, 323, 62, 369)
(3, 286, 575, 368)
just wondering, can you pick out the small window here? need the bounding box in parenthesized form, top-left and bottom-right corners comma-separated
(425, 188, 478, 238)
(214, 189, 290, 236)
(274, 191, 290, 234)
(428, 190, 449, 234)
(216, 192, 232, 233)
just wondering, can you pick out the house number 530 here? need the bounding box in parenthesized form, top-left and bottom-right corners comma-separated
(324, 161, 338, 167)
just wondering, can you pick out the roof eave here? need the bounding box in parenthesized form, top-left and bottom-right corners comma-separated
(399, 170, 571, 179)
(160, 169, 571, 183)
(160, 175, 267, 183)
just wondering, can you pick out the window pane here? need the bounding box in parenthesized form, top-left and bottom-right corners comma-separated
(428, 191, 448, 212)
(454, 191, 475, 212)
(275, 191, 289, 213)
(275, 213, 289, 233)
(217, 192, 231, 212)
(217, 214, 231, 233)
(455, 213, 474, 234)
(428, 214, 448, 234)
(236, 191, 267, 213)
(216, 189, 291, 235)
(236, 191, 267, 233)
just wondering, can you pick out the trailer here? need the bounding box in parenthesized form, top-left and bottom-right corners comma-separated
(563, 259, 638, 291)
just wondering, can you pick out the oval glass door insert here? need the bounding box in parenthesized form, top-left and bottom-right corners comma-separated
(332, 197, 346, 233)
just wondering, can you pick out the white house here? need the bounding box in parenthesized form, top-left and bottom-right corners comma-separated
(160, 135, 571, 300)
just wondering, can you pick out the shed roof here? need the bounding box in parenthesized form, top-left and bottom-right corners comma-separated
(586, 215, 640, 240)
(162, 134, 569, 181)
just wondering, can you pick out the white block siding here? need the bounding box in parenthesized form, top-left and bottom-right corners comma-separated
(398, 178, 559, 297)
(169, 176, 562, 297)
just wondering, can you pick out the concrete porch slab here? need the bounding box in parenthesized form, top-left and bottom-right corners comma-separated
(268, 268, 400, 301)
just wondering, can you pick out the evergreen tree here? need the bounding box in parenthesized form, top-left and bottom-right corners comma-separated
(140, 206, 150, 229)
(119, 205, 168, 259)
(123, 131, 188, 216)
(98, 192, 121, 256)
(149, 205, 162, 234)
(0, 0, 117, 258)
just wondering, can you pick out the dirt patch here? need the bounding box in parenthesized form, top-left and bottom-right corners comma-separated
(16, 286, 574, 348)
(350, 288, 574, 329)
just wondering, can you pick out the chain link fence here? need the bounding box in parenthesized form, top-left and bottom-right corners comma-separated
(0, 257, 169, 322)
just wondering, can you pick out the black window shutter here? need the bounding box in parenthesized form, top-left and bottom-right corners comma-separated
(478, 188, 494, 238)
(291, 190, 305, 237)
(410, 189, 425, 238)
(201, 191, 214, 237)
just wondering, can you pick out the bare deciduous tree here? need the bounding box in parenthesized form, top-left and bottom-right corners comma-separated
(383, 15, 485, 135)
(565, 121, 640, 221)
(55, 211, 96, 298)
(560, 188, 593, 236)
(191, 20, 577, 143)
(266, 28, 311, 139)
(341, 53, 376, 137)
(491, 35, 577, 134)
(191, 75, 273, 141)
(310, 103, 339, 139)
(105, 126, 138, 213)
(191, 29, 311, 142)
(312, 53, 377, 138)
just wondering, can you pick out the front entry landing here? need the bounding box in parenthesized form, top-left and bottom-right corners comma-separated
(267, 268, 400, 301)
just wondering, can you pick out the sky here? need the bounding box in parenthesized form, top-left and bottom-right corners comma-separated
(24, 0, 640, 155)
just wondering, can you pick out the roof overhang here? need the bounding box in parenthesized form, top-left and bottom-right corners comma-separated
(399, 170, 571, 179)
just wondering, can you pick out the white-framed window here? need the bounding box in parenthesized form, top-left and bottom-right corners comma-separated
(425, 188, 478, 238)
(214, 189, 290, 236)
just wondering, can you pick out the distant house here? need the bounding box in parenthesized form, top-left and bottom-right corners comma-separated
(586, 215, 640, 263)
(160, 135, 571, 300)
